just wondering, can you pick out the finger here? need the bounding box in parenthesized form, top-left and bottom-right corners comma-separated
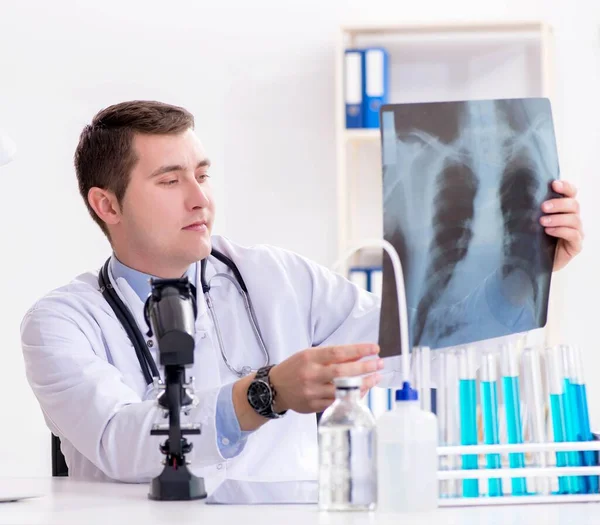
(551, 179, 577, 198)
(310, 373, 381, 399)
(359, 373, 382, 395)
(541, 197, 579, 215)
(540, 213, 582, 231)
(314, 343, 380, 365)
(321, 358, 384, 383)
(545, 227, 583, 251)
(311, 384, 336, 400)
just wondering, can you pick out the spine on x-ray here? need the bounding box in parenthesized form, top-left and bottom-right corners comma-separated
(413, 160, 479, 346)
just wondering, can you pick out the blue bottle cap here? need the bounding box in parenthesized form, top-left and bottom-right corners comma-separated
(395, 381, 418, 402)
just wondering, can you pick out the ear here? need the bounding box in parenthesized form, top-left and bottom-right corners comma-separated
(88, 187, 121, 227)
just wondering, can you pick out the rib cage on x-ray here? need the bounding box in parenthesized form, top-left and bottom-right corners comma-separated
(500, 152, 541, 303)
(378, 99, 559, 356)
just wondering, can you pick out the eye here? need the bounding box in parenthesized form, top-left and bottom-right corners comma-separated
(197, 173, 210, 182)
(160, 179, 178, 186)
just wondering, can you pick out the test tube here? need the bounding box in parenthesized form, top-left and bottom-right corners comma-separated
(480, 352, 502, 497)
(367, 386, 390, 419)
(437, 352, 447, 445)
(521, 347, 549, 495)
(546, 345, 576, 494)
(445, 349, 461, 498)
(561, 345, 585, 493)
(412, 346, 422, 406)
(437, 351, 448, 498)
(422, 346, 431, 414)
(459, 346, 479, 498)
(501, 343, 527, 495)
(571, 345, 598, 493)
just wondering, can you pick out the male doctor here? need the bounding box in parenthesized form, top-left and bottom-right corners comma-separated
(21, 101, 583, 492)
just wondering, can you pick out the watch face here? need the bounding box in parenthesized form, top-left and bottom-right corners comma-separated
(248, 380, 272, 410)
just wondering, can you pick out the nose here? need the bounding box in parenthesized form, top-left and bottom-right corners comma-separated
(186, 177, 211, 210)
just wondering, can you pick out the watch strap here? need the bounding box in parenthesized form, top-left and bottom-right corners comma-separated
(253, 365, 287, 419)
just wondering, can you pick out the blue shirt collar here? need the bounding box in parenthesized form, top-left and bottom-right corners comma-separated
(111, 255, 197, 302)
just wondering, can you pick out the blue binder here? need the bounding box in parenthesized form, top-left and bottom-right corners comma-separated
(344, 49, 365, 128)
(363, 47, 389, 129)
(348, 265, 382, 293)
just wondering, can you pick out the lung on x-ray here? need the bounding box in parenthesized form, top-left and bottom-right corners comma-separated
(378, 98, 560, 356)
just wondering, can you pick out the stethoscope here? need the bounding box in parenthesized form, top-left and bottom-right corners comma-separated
(98, 249, 270, 384)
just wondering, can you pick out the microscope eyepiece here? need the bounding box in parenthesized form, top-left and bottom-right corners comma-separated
(144, 278, 197, 367)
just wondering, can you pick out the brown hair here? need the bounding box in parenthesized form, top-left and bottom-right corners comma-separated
(74, 100, 195, 237)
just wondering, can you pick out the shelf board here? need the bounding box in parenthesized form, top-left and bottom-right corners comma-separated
(344, 128, 381, 143)
(341, 20, 551, 37)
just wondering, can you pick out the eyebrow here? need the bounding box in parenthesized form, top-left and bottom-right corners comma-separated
(149, 159, 211, 178)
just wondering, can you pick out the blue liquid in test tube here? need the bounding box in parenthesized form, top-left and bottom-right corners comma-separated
(459, 346, 479, 498)
(480, 352, 502, 497)
(570, 345, 598, 493)
(547, 345, 577, 494)
(562, 345, 585, 494)
(550, 393, 570, 493)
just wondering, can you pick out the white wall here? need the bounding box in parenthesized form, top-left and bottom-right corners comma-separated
(1, 0, 599, 477)
(0, 0, 228, 476)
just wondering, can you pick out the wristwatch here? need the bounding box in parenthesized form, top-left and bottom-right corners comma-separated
(247, 365, 287, 419)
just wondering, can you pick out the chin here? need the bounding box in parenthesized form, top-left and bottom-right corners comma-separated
(193, 238, 212, 261)
(175, 232, 212, 264)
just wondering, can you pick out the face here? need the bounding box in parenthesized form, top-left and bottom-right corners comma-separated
(109, 129, 215, 276)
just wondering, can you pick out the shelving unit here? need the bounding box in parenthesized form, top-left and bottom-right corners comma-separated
(334, 20, 555, 264)
(333, 20, 563, 344)
(343, 128, 380, 143)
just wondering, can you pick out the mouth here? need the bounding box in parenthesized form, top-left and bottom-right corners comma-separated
(182, 221, 209, 232)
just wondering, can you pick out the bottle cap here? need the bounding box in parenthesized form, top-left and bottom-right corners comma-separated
(395, 381, 418, 401)
(333, 377, 362, 389)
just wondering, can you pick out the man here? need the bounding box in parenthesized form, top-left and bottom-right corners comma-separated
(21, 101, 583, 491)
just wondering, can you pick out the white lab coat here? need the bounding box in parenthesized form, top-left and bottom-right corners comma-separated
(21, 235, 380, 493)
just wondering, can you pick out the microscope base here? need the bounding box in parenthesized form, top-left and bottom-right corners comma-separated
(148, 463, 207, 501)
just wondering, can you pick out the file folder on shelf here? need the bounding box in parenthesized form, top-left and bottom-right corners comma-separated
(344, 49, 365, 129)
(348, 266, 383, 296)
(363, 47, 389, 129)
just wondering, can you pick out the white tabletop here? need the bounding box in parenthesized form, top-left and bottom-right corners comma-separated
(1, 477, 600, 525)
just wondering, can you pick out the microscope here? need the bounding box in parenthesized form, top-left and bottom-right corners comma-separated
(144, 277, 207, 501)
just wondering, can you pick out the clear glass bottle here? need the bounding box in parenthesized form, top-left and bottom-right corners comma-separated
(318, 376, 377, 511)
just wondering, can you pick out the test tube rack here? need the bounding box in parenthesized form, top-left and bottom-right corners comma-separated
(436, 439, 600, 506)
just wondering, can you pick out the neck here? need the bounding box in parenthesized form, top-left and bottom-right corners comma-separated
(112, 249, 188, 279)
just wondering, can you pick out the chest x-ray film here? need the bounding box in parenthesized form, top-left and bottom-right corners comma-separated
(378, 98, 559, 355)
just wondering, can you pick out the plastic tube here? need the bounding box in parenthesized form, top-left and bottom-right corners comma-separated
(332, 239, 410, 384)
